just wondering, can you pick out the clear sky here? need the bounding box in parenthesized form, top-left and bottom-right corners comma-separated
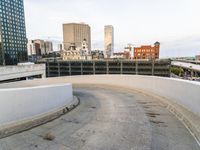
(24, 0, 200, 58)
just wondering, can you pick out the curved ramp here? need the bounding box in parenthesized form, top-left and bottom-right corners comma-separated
(0, 86, 199, 150)
(0, 75, 199, 149)
(8, 75, 199, 144)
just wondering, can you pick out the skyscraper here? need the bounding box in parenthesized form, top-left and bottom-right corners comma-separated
(0, 0, 27, 65)
(104, 25, 114, 58)
(63, 23, 91, 51)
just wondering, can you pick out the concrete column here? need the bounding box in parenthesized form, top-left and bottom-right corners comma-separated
(93, 61, 96, 75)
(152, 60, 155, 76)
(191, 71, 194, 78)
(41, 73, 46, 79)
(120, 60, 123, 74)
(179, 67, 182, 77)
(135, 61, 138, 75)
(106, 61, 109, 74)
(58, 62, 61, 77)
(69, 61, 71, 76)
(81, 61, 83, 75)
(42, 72, 46, 78)
(42, 63, 46, 78)
(194, 71, 198, 77)
(47, 62, 50, 77)
(184, 70, 187, 78)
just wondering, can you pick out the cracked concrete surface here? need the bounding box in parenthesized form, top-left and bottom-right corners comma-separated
(0, 86, 199, 150)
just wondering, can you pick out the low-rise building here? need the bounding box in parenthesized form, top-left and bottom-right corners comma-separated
(124, 44, 133, 59)
(111, 52, 124, 59)
(111, 45, 133, 60)
(196, 55, 200, 61)
(91, 50, 104, 60)
(62, 39, 92, 60)
(61, 43, 81, 60)
(134, 42, 160, 60)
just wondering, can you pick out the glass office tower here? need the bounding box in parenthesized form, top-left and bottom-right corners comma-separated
(0, 0, 27, 65)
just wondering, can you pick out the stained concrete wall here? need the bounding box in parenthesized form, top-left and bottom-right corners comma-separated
(0, 84, 73, 125)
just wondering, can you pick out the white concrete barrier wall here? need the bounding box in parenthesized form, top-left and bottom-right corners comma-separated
(0, 84, 73, 125)
(48, 75, 200, 117)
(1, 75, 199, 128)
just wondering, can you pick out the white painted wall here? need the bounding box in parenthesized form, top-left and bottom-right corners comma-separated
(37, 75, 199, 117)
(1, 75, 199, 128)
(0, 84, 73, 125)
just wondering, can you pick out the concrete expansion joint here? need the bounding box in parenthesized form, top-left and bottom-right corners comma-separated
(0, 96, 80, 139)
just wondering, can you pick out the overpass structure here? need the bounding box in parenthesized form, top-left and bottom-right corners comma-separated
(0, 75, 200, 149)
(172, 59, 200, 65)
(172, 61, 200, 72)
(0, 64, 46, 82)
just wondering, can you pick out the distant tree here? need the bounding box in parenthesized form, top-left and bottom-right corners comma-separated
(170, 67, 184, 76)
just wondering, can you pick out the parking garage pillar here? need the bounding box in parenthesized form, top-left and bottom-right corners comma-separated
(69, 61, 71, 76)
(106, 61, 109, 74)
(136, 61, 138, 75)
(81, 61, 83, 75)
(93, 61, 96, 75)
(47, 62, 50, 77)
(58, 62, 61, 77)
(152, 60, 155, 76)
(120, 61, 123, 74)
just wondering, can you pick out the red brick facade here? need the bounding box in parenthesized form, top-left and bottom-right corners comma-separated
(134, 42, 160, 60)
(196, 55, 200, 61)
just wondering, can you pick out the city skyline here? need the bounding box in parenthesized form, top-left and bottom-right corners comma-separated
(24, 0, 200, 58)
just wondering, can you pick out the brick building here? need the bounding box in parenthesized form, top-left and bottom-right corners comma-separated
(196, 55, 200, 61)
(134, 42, 160, 60)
